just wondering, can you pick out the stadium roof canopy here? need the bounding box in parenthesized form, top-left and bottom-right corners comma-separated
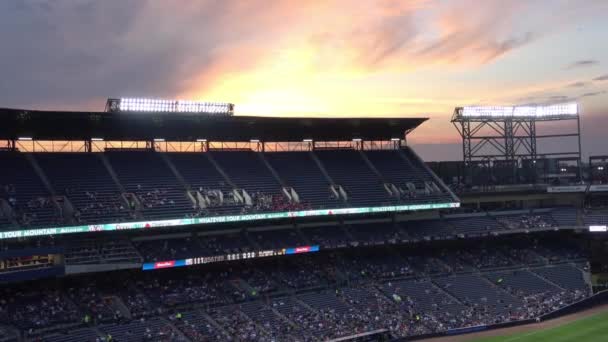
(0, 107, 426, 142)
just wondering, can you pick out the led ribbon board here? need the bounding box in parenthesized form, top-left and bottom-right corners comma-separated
(142, 245, 321, 271)
(461, 103, 578, 118)
(0, 202, 459, 240)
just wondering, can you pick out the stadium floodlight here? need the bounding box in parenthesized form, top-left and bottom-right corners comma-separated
(108, 97, 234, 115)
(91, 138, 104, 141)
(250, 139, 260, 143)
(153, 138, 165, 142)
(352, 138, 362, 142)
(461, 103, 578, 118)
(303, 138, 313, 142)
(196, 139, 207, 142)
(18, 137, 32, 141)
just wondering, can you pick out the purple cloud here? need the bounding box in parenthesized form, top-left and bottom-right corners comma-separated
(566, 60, 599, 69)
(567, 81, 587, 88)
(594, 74, 608, 81)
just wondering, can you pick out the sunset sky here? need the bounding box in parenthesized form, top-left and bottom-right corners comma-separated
(0, 0, 607, 160)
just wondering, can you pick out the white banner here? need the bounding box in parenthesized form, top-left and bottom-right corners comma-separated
(589, 185, 608, 192)
(547, 185, 588, 193)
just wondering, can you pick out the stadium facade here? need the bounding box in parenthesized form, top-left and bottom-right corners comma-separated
(0, 103, 605, 342)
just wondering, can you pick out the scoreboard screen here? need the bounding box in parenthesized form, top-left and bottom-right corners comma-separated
(142, 245, 320, 271)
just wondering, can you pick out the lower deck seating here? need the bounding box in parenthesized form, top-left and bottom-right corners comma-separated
(99, 317, 184, 342)
(172, 310, 225, 341)
(381, 279, 467, 329)
(239, 300, 301, 340)
(434, 275, 522, 315)
(532, 265, 589, 290)
(0, 239, 593, 341)
(486, 269, 559, 296)
(42, 328, 100, 342)
(208, 306, 270, 341)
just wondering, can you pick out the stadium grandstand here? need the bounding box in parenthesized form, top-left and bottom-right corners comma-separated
(0, 100, 607, 342)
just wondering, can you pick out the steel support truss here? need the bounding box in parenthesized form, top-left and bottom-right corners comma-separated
(452, 109, 582, 184)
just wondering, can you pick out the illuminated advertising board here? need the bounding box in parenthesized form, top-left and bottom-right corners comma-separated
(142, 245, 321, 271)
(0, 202, 459, 240)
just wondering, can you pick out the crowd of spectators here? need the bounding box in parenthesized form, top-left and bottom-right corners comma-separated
(210, 307, 270, 341)
(0, 234, 590, 341)
(0, 290, 80, 335)
(0, 238, 593, 341)
(137, 187, 174, 209)
(497, 214, 557, 230)
(520, 289, 588, 317)
(73, 190, 128, 223)
(243, 192, 311, 214)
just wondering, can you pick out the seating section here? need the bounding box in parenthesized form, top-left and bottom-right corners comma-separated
(211, 151, 281, 197)
(34, 153, 129, 224)
(0, 239, 592, 341)
(134, 236, 201, 262)
(494, 213, 558, 230)
(250, 228, 306, 249)
(584, 212, 608, 226)
(198, 232, 254, 256)
(0, 153, 57, 227)
(65, 237, 141, 264)
(167, 153, 240, 215)
(533, 265, 589, 291)
(42, 328, 100, 342)
(365, 149, 452, 203)
(172, 310, 225, 341)
(549, 208, 578, 227)
(239, 300, 300, 340)
(0, 326, 18, 342)
(434, 275, 522, 314)
(381, 279, 467, 330)
(448, 216, 502, 235)
(348, 223, 404, 246)
(0, 213, 12, 230)
(106, 152, 193, 220)
(3, 149, 607, 236)
(300, 225, 350, 249)
(264, 152, 343, 209)
(314, 150, 390, 206)
(98, 317, 182, 341)
(403, 219, 454, 239)
(208, 306, 271, 341)
(489, 270, 559, 299)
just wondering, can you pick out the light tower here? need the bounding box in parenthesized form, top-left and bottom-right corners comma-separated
(451, 103, 582, 184)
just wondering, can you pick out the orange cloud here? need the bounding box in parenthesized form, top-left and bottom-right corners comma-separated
(177, 0, 545, 119)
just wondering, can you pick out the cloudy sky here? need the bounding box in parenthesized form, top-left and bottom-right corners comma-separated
(1, 0, 607, 160)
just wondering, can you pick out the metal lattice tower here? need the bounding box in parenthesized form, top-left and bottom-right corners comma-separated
(451, 104, 582, 184)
